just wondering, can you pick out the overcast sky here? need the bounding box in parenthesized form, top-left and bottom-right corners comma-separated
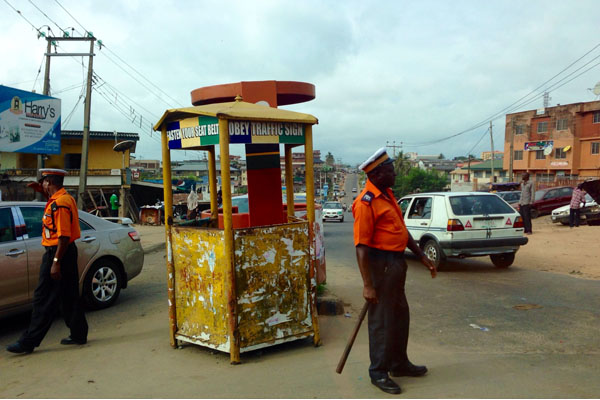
(2, 0, 600, 165)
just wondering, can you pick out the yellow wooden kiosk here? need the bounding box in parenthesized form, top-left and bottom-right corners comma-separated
(154, 97, 321, 363)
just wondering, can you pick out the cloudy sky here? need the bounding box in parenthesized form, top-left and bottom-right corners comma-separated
(2, 0, 600, 165)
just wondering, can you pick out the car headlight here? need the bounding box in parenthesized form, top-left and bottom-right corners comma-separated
(589, 205, 600, 213)
(557, 210, 568, 216)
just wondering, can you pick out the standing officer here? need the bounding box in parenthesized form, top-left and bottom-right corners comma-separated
(352, 148, 437, 395)
(6, 169, 88, 354)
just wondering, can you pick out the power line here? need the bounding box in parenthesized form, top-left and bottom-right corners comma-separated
(53, 0, 184, 107)
(403, 41, 600, 148)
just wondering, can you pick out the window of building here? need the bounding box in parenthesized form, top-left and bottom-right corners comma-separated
(592, 142, 600, 155)
(536, 150, 545, 159)
(554, 147, 567, 159)
(515, 124, 526, 135)
(514, 150, 523, 160)
(594, 112, 600, 124)
(556, 118, 568, 131)
(537, 121, 548, 133)
(474, 171, 483, 178)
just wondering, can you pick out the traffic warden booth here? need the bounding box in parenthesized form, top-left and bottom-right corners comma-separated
(153, 97, 321, 363)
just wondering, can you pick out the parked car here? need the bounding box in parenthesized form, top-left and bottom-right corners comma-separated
(397, 192, 528, 268)
(0, 202, 144, 318)
(352, 188, 357, 193)
(496, 191, 521, 210)
(530, 186, 573, 218)
(580, 179, 600, 225)
(322, 201, 344, 222)
(551, 194, 597, 225)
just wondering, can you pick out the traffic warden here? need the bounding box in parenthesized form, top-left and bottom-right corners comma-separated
(352, 148, 437, 395)
(7, 169, 88, 354)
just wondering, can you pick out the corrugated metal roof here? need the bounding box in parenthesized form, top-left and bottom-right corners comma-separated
(61, 130, 140, 140)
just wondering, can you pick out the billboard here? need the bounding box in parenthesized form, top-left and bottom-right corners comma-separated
(0, 85, 61, 154)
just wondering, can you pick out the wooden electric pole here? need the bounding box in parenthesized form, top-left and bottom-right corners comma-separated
(489, 121, 495, 184)
(43, 36, 96, 209)
(509, 119, 515, 182)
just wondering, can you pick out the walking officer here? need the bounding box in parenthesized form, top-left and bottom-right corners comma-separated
(352, 148, 437, 394)
(6, 168, 88, 354)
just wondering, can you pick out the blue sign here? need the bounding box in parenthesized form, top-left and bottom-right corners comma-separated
(0, 85, 61, 154)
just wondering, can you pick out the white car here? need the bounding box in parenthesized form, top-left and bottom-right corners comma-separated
(397, 192, 528, 268)
(322, 201, 344, 222)
(551, 194, 597, 225)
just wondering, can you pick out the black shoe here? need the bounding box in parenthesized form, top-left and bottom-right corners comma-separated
(390, 362, 428, 377)
(6, 342, 33, 354)
(371, 377, 402, 394)
(60, 337, 87, 345)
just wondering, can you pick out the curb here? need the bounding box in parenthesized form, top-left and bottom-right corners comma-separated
(143, 243, 165, 255)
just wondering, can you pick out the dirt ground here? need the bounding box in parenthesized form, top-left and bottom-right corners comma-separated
(515, 214, 600, 280)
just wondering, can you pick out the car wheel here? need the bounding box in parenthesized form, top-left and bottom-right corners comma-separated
(83, 259, 122, 310)
(490, 253, 515, 268)
(423, 240, 444, 269)
(340, 217, 344, 223)
(560, 221, 569, 226)
(530, 208, 539, 219)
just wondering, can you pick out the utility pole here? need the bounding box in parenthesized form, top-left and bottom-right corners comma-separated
(78, 37, 96, 209)
(43, 35, 96, 209)
(386, 140, 402, 158)
(36, 38, 53, 201)
(509, 119, 515, 182)
(489, 121, 495, 184)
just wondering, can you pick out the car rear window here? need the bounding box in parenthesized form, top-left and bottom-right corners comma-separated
(449, 195, 515, 215)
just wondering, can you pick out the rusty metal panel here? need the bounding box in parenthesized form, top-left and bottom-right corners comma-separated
(171, 227, 230, 352)
(234, 222, 313, 350)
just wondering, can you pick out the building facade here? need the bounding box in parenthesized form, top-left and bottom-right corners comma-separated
(503, 100, 600, 183)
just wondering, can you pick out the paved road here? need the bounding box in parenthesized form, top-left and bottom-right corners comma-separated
(322, 192, 600, 398)
(1, 207, 599, 397)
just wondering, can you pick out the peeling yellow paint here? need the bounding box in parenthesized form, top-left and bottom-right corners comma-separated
(172, 227, 230, 349)
(234, 222, 313, 349)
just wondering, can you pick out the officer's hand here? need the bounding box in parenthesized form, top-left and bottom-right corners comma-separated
(50, 262, 61, 281)
(363, 285, 378, 304)
(27, 182, 44, 193)
(420, 255, 437, 279)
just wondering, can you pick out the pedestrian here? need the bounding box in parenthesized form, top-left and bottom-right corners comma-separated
(352, 148, 437, 395)
(109, 191, 119, 218)
(569, 184, 587, 228)
(217, 188, 222, 207)
(518, 172, 535, 235)
(6, 168, 88, 354)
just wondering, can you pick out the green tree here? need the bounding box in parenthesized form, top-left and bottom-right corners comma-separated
(438, 153, 445, 159)
(393, 168, 447, 198)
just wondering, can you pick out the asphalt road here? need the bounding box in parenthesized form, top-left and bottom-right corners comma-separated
(1, 196, 599, 397)
(324, 186, 600, 398)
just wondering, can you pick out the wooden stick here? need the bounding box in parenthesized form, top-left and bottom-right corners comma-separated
(336, 301, 369, 374)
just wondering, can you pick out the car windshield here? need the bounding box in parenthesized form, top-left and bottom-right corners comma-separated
(449, 195, 515, 215)
(323, 202, 342, 209)
(231, 196, 249, 213)
(585, 193, 593, 202)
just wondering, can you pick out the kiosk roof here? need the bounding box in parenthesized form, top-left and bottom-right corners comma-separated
(154, 99, 318, 131)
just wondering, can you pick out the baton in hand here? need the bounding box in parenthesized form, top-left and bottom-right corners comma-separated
(336, 301, 369, 374)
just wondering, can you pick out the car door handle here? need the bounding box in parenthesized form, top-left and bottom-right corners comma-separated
(5, 249, 25, 256)
(420, 222, 428, 226)
(80, 236, 97, 243)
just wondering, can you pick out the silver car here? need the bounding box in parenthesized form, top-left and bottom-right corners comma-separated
(0, 201, 144, 317)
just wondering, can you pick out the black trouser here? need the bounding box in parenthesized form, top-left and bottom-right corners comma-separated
(569, 208, 581, 227)
(367, 248, 410, 380)
(520, 204, 532, 233)
(110, 209, 118, 218)
(19, 243, 88, 349)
